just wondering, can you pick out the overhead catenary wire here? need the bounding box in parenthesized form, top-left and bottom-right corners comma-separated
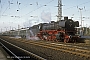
(1, 0, 13, 16)
(62, 1, 90, 21)
(21, 0, 55, 17)
(21, 0, 90, 19)
(0, 0, 2, 17)
(0, 0, 55, 18)
(63, 0, 90, 11)
(1, 0, 90, 18)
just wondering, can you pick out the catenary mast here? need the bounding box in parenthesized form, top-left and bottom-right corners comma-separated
(57, 0, 62, 21)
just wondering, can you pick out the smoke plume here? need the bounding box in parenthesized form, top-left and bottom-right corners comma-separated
(41, 11, 51, 23)
(23, 19, 39, 28)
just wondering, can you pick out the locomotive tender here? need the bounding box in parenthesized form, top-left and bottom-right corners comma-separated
(36, 17, 79, 43)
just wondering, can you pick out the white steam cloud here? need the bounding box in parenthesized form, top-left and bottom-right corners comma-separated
(23, 11, 51, 28)
(23, 11, 51, 40)
(41, 11, 51, 23)
(23, 19, 39, 28)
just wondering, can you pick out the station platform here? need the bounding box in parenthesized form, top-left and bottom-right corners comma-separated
(0, 46, 8, 60)
(0, 50, 7, 60)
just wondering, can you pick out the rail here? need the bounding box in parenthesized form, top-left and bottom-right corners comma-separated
(0, 42, 21, 60)
(0, 36, 90, 59)
(0, 38, 47, 60)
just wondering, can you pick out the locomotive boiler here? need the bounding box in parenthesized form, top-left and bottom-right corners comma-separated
(37, 17, 80, 43)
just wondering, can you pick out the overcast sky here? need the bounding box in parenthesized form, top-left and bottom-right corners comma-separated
(0, 0, 90, 32)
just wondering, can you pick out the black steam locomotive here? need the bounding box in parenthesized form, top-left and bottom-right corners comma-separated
(29, 17, 79, 43)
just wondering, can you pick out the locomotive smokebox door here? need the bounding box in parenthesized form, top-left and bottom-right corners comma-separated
(64, 17, 68, 20)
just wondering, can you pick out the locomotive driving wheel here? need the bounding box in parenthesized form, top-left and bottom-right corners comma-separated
(64, 34, 70, 43)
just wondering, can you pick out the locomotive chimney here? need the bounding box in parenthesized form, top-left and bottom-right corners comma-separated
(64, 16, 68, 20)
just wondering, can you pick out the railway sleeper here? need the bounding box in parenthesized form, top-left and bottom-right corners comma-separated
(27, 42, 90, 59)
(0, 38, 46, 60)
(0, 37, 90, 59)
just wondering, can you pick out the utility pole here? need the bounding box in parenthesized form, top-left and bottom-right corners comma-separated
(57, 0, 62, 21)
(18, 25, 20, 36)
(86, 24, 87, 35)
(77, 7, 83, 36)
(1, 28, 2, 33)
(82, 20, 84, 27)
(79, 8, 83, 28)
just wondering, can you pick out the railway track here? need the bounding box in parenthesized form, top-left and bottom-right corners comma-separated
(0, 36, 90, 60)
(15, 39, 90, 58)
(0, 37, 46, 60)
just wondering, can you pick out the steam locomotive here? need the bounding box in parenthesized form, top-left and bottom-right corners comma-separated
(36, 17, 80, 43)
